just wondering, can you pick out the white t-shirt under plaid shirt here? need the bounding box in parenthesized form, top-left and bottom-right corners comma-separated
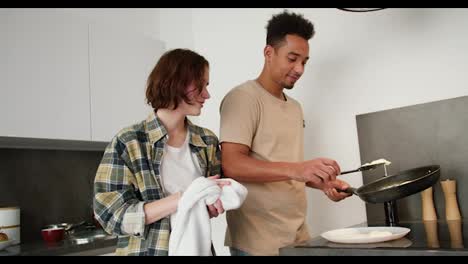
(160, 131, 202, 196)
(121, 131, 202, 238)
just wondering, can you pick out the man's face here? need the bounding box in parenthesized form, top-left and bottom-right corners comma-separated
(268, 34, 310, 89)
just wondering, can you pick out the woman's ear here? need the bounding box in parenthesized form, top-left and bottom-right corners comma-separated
(185, 83, 198, 98)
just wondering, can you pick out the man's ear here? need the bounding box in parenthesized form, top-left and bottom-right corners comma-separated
(264, 45, 274, 62)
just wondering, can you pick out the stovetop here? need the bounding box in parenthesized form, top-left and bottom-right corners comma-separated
(293, 220, 468, 252)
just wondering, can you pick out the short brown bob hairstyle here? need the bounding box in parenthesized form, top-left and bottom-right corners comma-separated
(146, 48, 209, 111)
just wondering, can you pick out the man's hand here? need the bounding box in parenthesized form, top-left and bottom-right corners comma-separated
(292, 158, 340, 185)
(306, 178, 352, 202)
(206, 175, 231, 218)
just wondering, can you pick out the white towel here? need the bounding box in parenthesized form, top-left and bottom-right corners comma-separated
(168, 177, 248, 256)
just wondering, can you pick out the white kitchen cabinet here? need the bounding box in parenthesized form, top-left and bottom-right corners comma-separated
(0, 9, 91, 140)
(88, 23, 165, 142)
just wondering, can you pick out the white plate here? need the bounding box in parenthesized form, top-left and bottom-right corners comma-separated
(0, 240, 15, 251)
(321, 226, 411, 244)
(326, 237, 413, 248)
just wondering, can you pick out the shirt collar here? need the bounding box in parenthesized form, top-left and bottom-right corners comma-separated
(145, 111, 207, 148)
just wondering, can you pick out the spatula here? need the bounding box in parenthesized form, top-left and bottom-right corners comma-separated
(340, 163, 381, 175)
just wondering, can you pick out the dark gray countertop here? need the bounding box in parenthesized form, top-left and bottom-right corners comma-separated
(0, 229, 117, 256)
(279, 220, 468, 256)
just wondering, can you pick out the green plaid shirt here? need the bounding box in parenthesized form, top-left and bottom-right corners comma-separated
(93, 111, 222, 256)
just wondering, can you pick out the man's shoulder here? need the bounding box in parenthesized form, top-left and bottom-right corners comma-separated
(223, 80, 260, 101)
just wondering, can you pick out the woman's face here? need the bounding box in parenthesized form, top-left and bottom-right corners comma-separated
(179, 67, 210, 116)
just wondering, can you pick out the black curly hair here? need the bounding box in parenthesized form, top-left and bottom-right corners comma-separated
(266, 10, 315, 48)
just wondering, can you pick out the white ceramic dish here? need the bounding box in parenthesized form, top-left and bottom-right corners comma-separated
(321, 226, 411, 244)
(326, 237, 413, 248)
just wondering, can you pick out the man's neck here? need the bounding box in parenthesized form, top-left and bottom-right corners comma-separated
(256, 72, 285, 101)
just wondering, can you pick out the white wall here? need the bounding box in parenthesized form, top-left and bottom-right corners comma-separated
(62, 8, 161, 41)
(88, 22, 165, 142)
(158, 8, 195, 50)
(160, 8, 468, 251)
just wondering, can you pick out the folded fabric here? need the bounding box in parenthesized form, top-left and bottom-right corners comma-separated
(168, 177, 248, 256)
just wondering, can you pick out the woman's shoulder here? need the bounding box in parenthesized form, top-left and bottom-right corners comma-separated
(188, 122, 219, 144)
(111, 119, 147, 145)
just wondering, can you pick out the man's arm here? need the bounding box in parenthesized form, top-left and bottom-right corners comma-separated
(221, 142, 340, 184)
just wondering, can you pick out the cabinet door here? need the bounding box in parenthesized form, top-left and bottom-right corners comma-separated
(89, 23, 165, 142)
(0, 9, 91, 140)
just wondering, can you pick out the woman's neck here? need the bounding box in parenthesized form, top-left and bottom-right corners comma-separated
(156, 109, 187, 147)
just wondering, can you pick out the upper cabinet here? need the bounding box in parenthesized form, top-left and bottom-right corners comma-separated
(0, 10, 165, 142)
(0, 10, 91, 140)
(88, 23, 165, 142)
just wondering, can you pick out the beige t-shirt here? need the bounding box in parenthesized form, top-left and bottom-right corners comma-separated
(219, 80, 310, 255)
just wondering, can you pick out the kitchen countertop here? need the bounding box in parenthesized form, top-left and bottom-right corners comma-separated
(280, 220, 468, 256)
(0, 229, 117, 256)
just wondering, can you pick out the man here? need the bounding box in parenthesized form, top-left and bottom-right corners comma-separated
(219, 10, 351, 256)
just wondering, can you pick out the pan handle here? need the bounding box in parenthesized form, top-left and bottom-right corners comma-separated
(65, 221, 86, 232)
(338, 187, 357, 195)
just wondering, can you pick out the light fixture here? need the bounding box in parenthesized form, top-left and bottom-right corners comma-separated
(337, 8, 387, 12)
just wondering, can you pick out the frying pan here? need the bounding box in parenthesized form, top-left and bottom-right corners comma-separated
(342, 165, 440, 204)
(43, 221, 86, 234)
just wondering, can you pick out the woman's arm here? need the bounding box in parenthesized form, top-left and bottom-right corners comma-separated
(94, 137, 177, 238)
(143, 192, 181, 224)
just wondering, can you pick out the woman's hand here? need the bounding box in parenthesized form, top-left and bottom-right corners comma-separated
(207, 175, 231, 218)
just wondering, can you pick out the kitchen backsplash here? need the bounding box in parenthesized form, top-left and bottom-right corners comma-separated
(0, 137, 108, 243)
(356, 96, 468, 224)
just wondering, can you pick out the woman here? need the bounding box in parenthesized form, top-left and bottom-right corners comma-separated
(93, 49, 227, 256)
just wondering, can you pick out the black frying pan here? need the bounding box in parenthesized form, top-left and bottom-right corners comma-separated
(342, 165, 440, 204)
